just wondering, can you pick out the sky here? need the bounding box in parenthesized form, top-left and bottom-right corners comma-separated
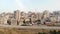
(0, 0, 60, 13)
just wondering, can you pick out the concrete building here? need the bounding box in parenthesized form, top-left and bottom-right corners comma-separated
(43, 10, 50, 19)
(14, 10, 21, 22)
(14, 10, 21, 25)
(10, 18, 17, 25)
(30, 13, 38, 24)
(19, 16, 25, 25)
(0, 16, 8, 25)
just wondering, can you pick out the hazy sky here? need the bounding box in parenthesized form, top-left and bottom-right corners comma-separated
(0, 0, 60, 13)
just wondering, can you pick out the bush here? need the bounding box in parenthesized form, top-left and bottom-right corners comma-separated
(38, 32, 42, 34)
(50, 30, 56, 34)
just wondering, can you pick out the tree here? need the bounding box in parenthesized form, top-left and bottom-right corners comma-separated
(23, 19, 25, 24)
(7, 20, 11, 25)
(38, 32, 42, 34)
(43, 32, 47, 34)
(37, 20, 41, 24)
(29, 18, 32, 24)
(56, 31, 60, 34)
(50, 30, 56, 34)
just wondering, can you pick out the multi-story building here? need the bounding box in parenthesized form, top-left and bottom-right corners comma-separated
(14, 10, 21, 25)
(0, 16, 8, 25)
(43, 10, 50, 19)
(0, 10, 60, 26)
(14, 10, 21, 21)
(10, 18, 17, 25)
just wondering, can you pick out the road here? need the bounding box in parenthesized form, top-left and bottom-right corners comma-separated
(0, 25, 60, 29)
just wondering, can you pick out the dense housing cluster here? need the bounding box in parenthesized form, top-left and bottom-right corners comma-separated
(0, 10, 60, 26)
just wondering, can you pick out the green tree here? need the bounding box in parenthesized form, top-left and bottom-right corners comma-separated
(50, 30, 56, 34)
(7, 20, 11, 25)
(56, 31, 60, 34)
(38, 32, 42, 34)
(43, 32, 46, 34)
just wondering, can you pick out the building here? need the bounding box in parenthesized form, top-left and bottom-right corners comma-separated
(0, 16, 8, 25)
(14, 10, 21, 21)
(10, 18, 17, 25)
(43, 10, 50, 19)
(14, 10, 21, 25)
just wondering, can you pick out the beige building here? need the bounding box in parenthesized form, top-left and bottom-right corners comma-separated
(14, 10, 21, 22)
(36, 12, 42, 20)
(0, 17, 4, 24)
(43, 10, 50, 19)
(50, 17, 57, 22)
(30, 13, 38, 24)
(19, 16, 25, 25)
(0, 16, 8, 25)
(10, 18, 17, 25)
